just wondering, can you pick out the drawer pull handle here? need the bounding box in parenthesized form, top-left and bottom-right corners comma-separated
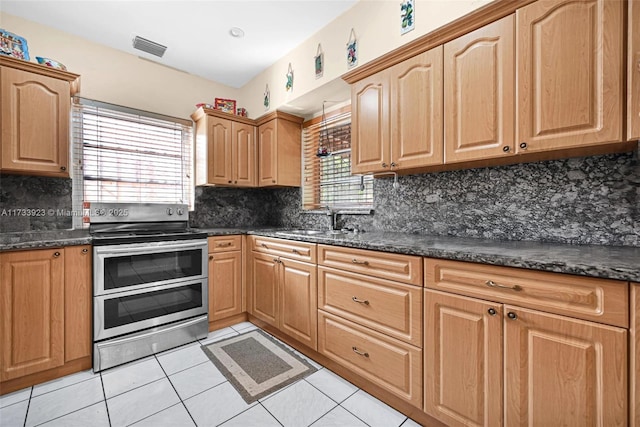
(485, 280, 521, 291)
(351, 258, 369, 266)
(292, 249, 300, 254)
(352, 346, 369, 357)
(352, 296, 370, 305)
(261, 243, 268, 248)
(217, 242, 232, 247)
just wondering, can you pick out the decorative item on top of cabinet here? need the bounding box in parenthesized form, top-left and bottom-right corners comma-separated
(0, 55, 80, 177)
(444, 14, 514, 163)
(516, 0, 624, 153)
(255, 111, 304, 187)
(351, 46, 443, 174)
(247, 236, 317, 350)
(207, 236, 244, 330)
(192, 107, 257, 187)
(628, 0, 640, 141)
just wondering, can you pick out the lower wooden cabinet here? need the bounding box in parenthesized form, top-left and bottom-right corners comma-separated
(318, 311, 422, 408)
(424, 288, 628, 427)
(0, 246, 91, 391)
(630, 283, 639, 427)
(247, 238, 317, 350)
(209, 251, 242, 322)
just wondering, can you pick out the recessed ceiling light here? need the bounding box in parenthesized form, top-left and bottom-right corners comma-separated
(229, 27, 245, 38)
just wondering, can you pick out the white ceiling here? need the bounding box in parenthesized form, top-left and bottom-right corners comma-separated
(1, 0, 357, 88)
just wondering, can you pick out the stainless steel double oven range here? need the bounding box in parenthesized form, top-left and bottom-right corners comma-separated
(90, 203, 208, 372)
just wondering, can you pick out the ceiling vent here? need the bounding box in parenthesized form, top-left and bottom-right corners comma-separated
(132, 36, 167, 58)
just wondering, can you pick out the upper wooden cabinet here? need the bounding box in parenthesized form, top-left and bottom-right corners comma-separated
(444, 15, 515, 163)
(0, 56, 79, 177)
(256, 111, 304, 187)
(351, 46, 443, 174)
(516, 0, 624, 153)
(192, 108, 257, 187)
(629, 0, 640, 141)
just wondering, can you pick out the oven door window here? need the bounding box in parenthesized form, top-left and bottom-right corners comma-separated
(104, 282, 203, 330)
(103, 249, 202, 290)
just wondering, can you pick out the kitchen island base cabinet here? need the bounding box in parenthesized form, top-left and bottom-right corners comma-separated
(0, 246, 91, 395)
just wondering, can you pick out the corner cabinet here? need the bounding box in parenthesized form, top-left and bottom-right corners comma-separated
(629, 0, 640, 141)
(256, 111, 304, 187)
(247, 236, 317, 349)
(351, 46, 443, 174)
(0, 246, 91, 394)
(192, 108, 257, 187)
(516, 0, 624, 153)
(0, 56, 80, 177)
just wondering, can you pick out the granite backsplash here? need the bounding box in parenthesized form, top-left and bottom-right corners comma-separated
(194, 151, 639, 247)
(3, 150, 639, 247)
(0, 174, 73, 233)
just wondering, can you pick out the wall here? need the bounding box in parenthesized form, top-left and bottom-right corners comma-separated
(0, 13, 238, 120)
(192, 151, 640, 247)
(239, 0, 492, 117)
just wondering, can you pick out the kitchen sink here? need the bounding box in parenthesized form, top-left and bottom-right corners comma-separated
(275, 229, 346, 236)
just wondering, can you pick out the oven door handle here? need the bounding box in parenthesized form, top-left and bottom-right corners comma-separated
(95, 240, 207, 255)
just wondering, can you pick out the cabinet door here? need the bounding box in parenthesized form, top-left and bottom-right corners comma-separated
(279, 258, 317, 350)
(631, 284, 639, 427)
(629, 0, 640, 141)
(390, 47, 443, 169)
(516, 0, 623, 153)
(351, 71, 390, 174)
(424, 290, 503, 427)
(444, 15, 515, 163)
(1, 67, 70, 176)
(64, 246, 91, 362)
(504, 305, 627, 427)
(247, 251, 278, 327)
(0, 249, 64, 381)
(232, 122, 256, 187)
(209, 251, 243, 322)
(207, 117, 232, 185)
(258, 120, 278, 186)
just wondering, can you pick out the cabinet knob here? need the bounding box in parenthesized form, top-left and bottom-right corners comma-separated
(272, 180, 276, 183)
(228, 180, 232, 184)
(60, 166, 67, 171)
(390, 162, 397, 168)
(519, 142, 528, 150)
(234, 181, 237, 184)
(81, 248, 88, 254)
(209, 255, 214, 260)
(507, 312, 518, 320)
(487, 308, 497, 316)
(381, 162, 388, 168)
(502, 146, 510, 153)
(53, 251, 61, 258)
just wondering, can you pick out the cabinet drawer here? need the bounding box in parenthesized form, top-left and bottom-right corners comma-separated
(318, 245, 422, 286)
(318, 267, 422, 347)
(425, 258, 629, 328)
(318, 311, 422, 408)
(208, 235, 242, 252)
(250, 235, 316, 263)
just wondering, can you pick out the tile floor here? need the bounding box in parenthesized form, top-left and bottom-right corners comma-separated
(0, 322, 422, 427)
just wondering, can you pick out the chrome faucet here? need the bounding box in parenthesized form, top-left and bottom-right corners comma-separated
(325, 206, 338, 231)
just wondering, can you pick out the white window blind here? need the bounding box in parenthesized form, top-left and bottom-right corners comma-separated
(71, 98, 193, 212)
(302, 108, 373, 210)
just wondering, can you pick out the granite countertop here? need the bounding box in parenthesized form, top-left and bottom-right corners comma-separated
(2, 228, 639, 282)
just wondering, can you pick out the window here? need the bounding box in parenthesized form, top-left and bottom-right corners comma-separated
(71, 98, 193, 215)
(302, 107, 373, 210)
